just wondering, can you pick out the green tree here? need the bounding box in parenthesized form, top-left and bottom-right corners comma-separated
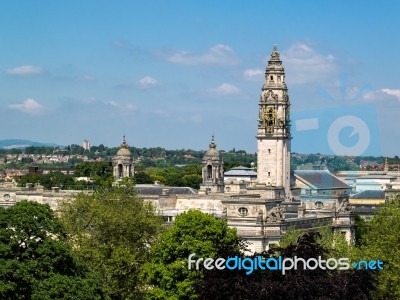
(142, 210, 243, 299)
(0, 201, 103, 299)
(182, 174, 202, 189)
(133, 172, 154, 184)
(60, 184, 163, 299)
(361, 196, 400, 299)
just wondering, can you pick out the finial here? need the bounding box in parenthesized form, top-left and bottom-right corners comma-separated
(209, 134, 216, 149)
(273, 44, 278, 52)
(121, 135, 128, 148)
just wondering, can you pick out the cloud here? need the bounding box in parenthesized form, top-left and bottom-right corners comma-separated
(210, 83, 240, 96)
(104, 101, 137, 112)
(191, 114, 202, 123)
(8, 98, 46, 114)
(6, 65, 44, 76)
(361, 89, 400, 103)
(80, 75, 95, 81)
(137, 76, 158, 89)
(165, 44, 239, 66)
(382, 89, 400, 100)
(281, 43, 339, 84)
(243, 68, 264, 80)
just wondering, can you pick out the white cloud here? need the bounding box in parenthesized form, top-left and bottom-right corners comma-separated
(6, 65, 43, 76)
(210, 83, 240, 96)
(80, 75, 95, 81)
(191, 114, 202, 123)
(166, 44, 239, 66)
(360, 89, 400, 103)
(382, 89, 400, 100)
(105, 101, 137, 112)
(281, 43, 338, 84)
(137, 76, 158, 88)
(243, 68, 264, 80)
(8, 98, 45, 114)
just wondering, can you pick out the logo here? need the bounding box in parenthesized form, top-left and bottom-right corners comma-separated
(188, 253, 384, 275)
(292, 73, 380, 156)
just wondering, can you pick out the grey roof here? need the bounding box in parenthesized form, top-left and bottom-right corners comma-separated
(294, 170, 349, 189)
(135, 186, 198, 196)
(350, 190, 385, 199)
(224, 166, 257, 177)
(356, 175, 397, 179)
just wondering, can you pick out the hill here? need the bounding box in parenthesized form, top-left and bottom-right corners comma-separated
(0, 139, 59, 149)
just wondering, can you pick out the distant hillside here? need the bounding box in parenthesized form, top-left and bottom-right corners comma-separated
(0, 139, 59, 149)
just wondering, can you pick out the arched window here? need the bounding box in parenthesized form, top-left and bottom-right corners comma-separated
(207, 165, 212, 179)
(118, 164, 123, 178)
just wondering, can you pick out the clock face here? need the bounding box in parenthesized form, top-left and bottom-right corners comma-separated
(264, 108, 275, 121)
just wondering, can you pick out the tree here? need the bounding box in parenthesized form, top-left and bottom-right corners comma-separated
(182, 174, 202, 189)
(141, 210, 243, 299)
(361, 197, 400, 299)
(60, 184, 164, 299)
(0, 201, 103, 299)
(133, 172, 154, 184)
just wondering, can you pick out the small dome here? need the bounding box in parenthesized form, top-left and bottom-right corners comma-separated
(116, 147, 131, 156)
(116, 135, 131, 156)
(204, 135, 219, 159)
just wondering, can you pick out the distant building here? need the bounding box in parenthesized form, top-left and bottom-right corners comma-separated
(112, 136, 133, 180)
(82, 139, 90, 151)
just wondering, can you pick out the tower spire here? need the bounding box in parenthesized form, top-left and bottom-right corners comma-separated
(256, 45, 291, 199)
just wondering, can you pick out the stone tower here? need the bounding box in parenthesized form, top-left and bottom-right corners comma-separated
(113, 135, 134, 180)
(199, 135, 224, 193)
(256, 45, 291, 199)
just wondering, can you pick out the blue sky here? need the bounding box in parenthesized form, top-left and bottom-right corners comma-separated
(0, 1, 399, 156)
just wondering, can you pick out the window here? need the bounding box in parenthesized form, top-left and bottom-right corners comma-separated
(315, 201, 323, 208)
(268, 172, 270, 177)
(238, 207, 248, 216)
(207, 165, 212, 179)
(268, 149, 271, 154)
(277, 76, 281, 83)
(3, 194, 10, 201)
(270, 75, 273, 81)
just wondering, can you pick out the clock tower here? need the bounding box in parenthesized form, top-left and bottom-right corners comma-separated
(256, 45, 291, 199)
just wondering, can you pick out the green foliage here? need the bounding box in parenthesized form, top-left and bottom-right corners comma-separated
(17, 171, 76, 190)
(142, 210, 242, 299)
(134, 172, 154, 184)
(0, 201, 102, 299)
(354, 213, 369, 247)
(279, 226, 358, 260)
(146, 164, 202, 188)
(74, 161, 113, 187)
(361, 197, 400, 299)
(182, 174, 202, 189)
(60, 184, 164, 299)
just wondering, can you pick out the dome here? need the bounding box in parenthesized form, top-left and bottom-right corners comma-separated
(204, 135, 220, 159)
(116, 147, 131, 156)
(116, 136, 131, 157)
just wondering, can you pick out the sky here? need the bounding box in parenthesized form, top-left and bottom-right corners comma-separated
(0, 1, 399, 156)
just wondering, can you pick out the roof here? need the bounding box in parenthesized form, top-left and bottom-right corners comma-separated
(224, 166, 257, 177)
(115, 136, 132, 157)
(350, 190, 385, 200)
(203, 135, 220, 160)
(356, 175, 397, 180)
(294, 170, 349, 190)
(135, 186, 198, 196)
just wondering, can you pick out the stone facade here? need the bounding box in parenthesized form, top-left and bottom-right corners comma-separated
(199, 135, 224, 194)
